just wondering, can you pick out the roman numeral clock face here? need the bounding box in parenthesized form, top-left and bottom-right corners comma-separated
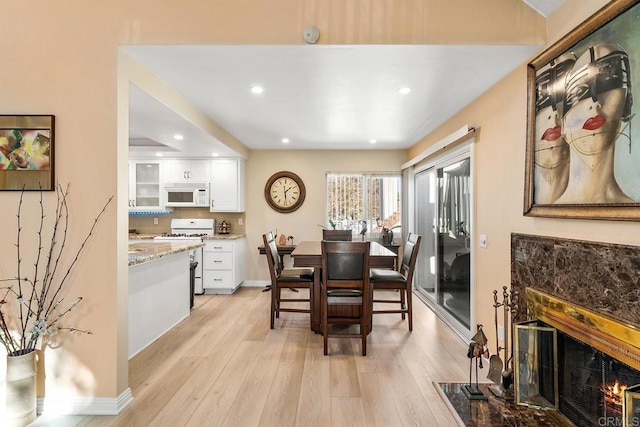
(264, 171, 306, 213)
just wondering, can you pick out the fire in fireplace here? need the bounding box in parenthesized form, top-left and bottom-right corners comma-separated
(602, 380, 628, 409)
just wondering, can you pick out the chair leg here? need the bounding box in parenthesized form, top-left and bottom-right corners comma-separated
(270, 284, 276, 329)
(361, 320, 367, 356)
(400, 288, 406, 320)
(407, 285, 413, 331)
(276, 287, 281, 318)
(323, 295, 328, 355)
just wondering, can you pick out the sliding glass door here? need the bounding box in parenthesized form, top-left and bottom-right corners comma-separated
(413, 148, 472, 335)
(414, 167, 438, 301)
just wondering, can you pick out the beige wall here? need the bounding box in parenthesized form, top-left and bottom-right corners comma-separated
(246, 150, 407, 283)
(0, 0, 612, 406)
(408, 0, 630, 351)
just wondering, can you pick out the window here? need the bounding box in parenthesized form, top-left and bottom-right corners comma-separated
(326, 173, 402, 237)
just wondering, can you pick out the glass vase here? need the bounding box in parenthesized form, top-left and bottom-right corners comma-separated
(5, 349, 37, 427)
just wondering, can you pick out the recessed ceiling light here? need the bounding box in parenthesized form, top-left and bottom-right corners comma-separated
(282, 138, 290, 144)
(369, 139, 377, 144)
(173, 134, 184, 140)
(211, 153, 219, 157)
(155, 152, 164, 157)
(250, 85, 264, 94)
(398, 87, 412, 94)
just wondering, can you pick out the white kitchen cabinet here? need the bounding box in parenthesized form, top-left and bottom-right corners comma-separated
(210, 158, 245, 212)
(164, 159, 210, 183)
(202, 238, 245, 294)
(129, 160, 163, 211)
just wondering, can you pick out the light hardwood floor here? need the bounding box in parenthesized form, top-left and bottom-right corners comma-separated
(33, 288, 483, 426)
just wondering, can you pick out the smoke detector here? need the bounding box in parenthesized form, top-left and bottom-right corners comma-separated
(303, 26, 320, 44)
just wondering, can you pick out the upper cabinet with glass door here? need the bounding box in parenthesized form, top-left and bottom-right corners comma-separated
(129, 160, 164, 211)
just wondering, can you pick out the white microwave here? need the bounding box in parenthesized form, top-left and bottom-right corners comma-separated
(164, 182, 209, 207)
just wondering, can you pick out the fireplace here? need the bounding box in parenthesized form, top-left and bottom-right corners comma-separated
(516, 293, 640, 426)
(557, 330, 640, 425)
(511, 234, 640, 426)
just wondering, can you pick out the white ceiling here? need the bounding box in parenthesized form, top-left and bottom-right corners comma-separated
(126, 0, 564, 156)
(522, 0, 565, 16)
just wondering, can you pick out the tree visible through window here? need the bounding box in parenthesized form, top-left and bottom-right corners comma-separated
(326, 173, 402, 237)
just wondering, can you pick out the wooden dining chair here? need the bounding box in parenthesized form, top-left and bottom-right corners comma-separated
(321, 240, 371, 355)
(322, 229, 353, 241)
(370, 233, 422, 331)
(262, 232, 313, 329)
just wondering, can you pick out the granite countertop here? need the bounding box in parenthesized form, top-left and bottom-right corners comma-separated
(128, 241, 205, 266)
(128, 234, 157, 240)
(129, 233, 245, 241)
(203, 233, 245, 240)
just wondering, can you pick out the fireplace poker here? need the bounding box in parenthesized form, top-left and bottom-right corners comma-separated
(507, 288, 519, 370)
(501, 286, 515, 391)
(487, 289, 504, 384)
(503, 286, 509, 372)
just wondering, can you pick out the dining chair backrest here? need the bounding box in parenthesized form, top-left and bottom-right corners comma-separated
(322, 229, 353, 241)
(321, 240, 371, 355)
(400, 233, 422, 282)
(323, 241, 369, 282)
(323, 241, 368, 280)
(263, 231, 282, 279)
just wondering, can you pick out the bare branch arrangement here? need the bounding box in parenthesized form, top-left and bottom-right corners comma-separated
(0, 183, 112, 356)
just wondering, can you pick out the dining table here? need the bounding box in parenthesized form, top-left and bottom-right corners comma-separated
(291, 240, 397, 333)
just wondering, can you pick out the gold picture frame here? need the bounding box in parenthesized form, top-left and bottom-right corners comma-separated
(0, 115, 54, 191)
(523, 0, 640, 220)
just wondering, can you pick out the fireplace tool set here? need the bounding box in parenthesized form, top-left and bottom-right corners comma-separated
(487, 285, 519, 400)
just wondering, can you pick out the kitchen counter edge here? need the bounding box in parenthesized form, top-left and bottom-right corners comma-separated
(129, 233, 245, 241)
(129, 241, 205, 267)
(203, 233, 245, 240)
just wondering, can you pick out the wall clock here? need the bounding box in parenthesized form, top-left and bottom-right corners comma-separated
(264, 171, 306, 213)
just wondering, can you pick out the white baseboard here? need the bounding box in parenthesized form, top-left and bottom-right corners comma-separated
(37, 387, 133, 415)
(241, 280, 270, 287)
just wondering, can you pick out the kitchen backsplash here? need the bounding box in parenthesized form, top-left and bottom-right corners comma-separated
(129, 208, 245, 235)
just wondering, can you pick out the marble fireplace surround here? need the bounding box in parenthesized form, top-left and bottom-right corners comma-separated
(511, 233, 640, 370)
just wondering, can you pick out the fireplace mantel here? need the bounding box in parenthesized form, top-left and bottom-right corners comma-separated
(526, 288, 640, 371)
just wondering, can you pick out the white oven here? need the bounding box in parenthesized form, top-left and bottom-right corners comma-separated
(164, 182, 209, 207)
(153, 218, 215, 295)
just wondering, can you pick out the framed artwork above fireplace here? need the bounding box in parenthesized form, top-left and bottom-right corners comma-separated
(523, 0, 640, 220)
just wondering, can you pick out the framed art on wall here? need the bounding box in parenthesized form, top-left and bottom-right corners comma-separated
(523, 0, 640, 220)
(0, 115, 54, 191)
